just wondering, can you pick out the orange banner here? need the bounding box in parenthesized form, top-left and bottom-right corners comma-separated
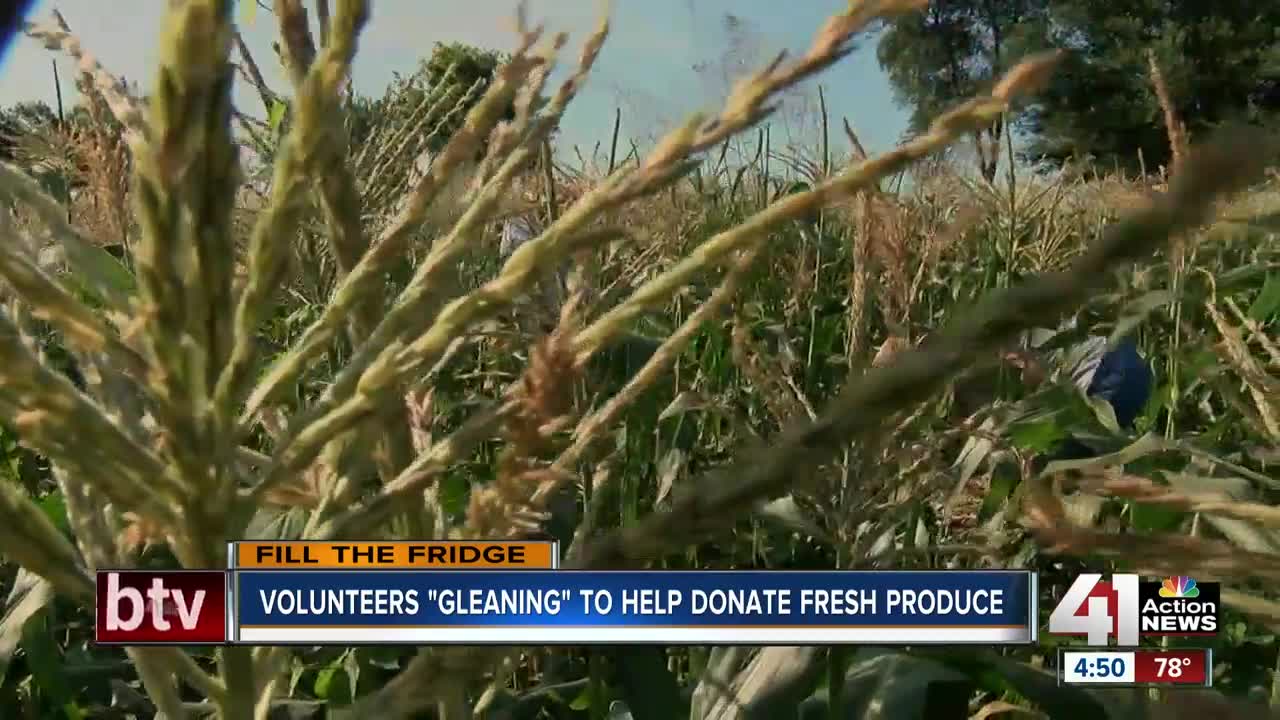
(231, 541, 556, 569)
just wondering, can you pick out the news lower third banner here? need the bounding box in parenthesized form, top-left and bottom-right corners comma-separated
(95, 549, 1037, 645)
(230, 570, 1036, 644)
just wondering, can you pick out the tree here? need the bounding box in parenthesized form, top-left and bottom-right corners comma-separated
(339, 40, 532, 232)
(348, 41, 511, 156)
(877, 0, 1047, 182)
(877, 0, 1280, 176)
(1021, 0, 1280, 173)
(0, 100, 58, 162)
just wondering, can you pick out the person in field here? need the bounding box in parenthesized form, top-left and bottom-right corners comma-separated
(498, 200, 544, 260)
(497, 182, 564, 329)
(1002, 316, 1155, 463)
(884, 313, 1154, 447)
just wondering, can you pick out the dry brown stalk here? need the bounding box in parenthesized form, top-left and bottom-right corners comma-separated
(1147, 48, 1188, 171)
(467, 307, 581, 538)
(1024, 474, 1280, 583)
(731, 313, 809, 423)
(23, 11, 147, 145)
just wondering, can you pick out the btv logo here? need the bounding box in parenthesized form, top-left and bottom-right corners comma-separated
(96, 570, 226, 644)
(105, 573, 205, 631)
(1048, 573, 1219, 646)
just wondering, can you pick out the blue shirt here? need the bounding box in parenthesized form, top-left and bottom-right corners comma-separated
(1064, 336, 1153, 429)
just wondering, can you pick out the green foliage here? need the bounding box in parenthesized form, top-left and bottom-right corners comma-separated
(878, 0, 1280, 174)
(424, 41, 505, 100)
(1023, 0, 1280, 172)
(0, 101, 57, 162)
(878, 1, 1045, 127)
(348, 40, 511, 154)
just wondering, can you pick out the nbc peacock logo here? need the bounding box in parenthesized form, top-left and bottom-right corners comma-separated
(1158, 576, 1200, 599)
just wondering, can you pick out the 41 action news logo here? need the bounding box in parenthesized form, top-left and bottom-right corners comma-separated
(1048, 573, 1219, 645)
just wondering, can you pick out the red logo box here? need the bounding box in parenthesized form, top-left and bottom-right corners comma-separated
(95, 570, 227, 644)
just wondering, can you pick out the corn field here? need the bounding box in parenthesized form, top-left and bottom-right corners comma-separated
(0, 0, 1277, 719)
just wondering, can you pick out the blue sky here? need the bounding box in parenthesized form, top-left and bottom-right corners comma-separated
(0, 0, 910, 158)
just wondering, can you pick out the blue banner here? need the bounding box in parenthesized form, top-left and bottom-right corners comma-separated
(230, 570, 1036, 645)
